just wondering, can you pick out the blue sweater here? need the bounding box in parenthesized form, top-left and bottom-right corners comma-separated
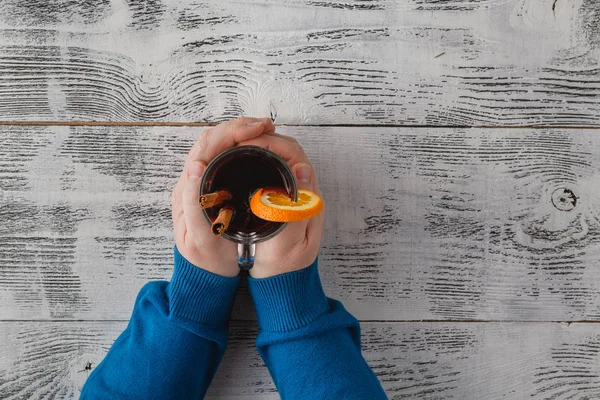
(81, 247, 387, 399)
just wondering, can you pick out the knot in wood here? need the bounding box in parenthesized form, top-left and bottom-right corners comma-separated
(551, 188, 577, 211)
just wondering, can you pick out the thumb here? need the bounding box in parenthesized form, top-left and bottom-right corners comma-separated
(270, 163, 315, 247)
(294, 163, 314, 190)
(293, 162, 324, 259)
(182, 161, 207, 242)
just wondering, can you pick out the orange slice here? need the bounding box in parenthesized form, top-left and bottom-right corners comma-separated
(250, 188, 323, 222)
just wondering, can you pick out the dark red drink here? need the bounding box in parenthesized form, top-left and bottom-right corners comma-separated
(200, 146, 298, 243)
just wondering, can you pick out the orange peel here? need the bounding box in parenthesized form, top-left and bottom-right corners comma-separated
(250, 188, 323, 222)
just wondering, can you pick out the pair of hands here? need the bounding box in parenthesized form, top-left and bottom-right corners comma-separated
(172, 117, 325, 279)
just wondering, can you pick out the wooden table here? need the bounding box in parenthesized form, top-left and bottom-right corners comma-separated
(1, 1, 599, 398)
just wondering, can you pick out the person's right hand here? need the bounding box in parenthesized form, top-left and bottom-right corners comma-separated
(237, 132, 326, 279)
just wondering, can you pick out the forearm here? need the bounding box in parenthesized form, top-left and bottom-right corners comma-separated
(248, 261, 388, 400)
(81, 247, 240, 400)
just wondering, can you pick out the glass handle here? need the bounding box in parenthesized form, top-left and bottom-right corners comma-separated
(237, 243, 255, 270)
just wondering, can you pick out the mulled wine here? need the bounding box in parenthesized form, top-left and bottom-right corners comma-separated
(200, 146, 298, 243)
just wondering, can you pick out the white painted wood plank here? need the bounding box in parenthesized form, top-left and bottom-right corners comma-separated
(0, 0, 598, 125)
(1, 321, 599, 399)
(1, 125, 599, 321)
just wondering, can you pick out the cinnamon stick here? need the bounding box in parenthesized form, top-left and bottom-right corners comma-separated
(200, 190, 232, 209)
(211, 206, 234, 236)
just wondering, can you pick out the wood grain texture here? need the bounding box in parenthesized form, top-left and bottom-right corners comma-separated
(0, 321, 599, 399)
(1, 125, 599, 321)
(0, 0, 599, 125)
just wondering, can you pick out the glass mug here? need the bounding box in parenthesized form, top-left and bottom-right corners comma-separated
(199, 145, 298, 270)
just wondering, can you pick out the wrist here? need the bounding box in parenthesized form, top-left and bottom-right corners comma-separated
(251, 247, 320, 279)
(247, 258, 329, 332)
(168, 246, 241, 326)
(176, 244, 239, 278)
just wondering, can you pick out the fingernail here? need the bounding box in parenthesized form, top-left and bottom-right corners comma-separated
(247, 121, 263, 128)
(296, 164, 312, 183)
(188, 162, 204, 179)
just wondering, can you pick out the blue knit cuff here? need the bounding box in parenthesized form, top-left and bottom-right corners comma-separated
(248, 259, 329, 332)
(167, 246, 241, 326)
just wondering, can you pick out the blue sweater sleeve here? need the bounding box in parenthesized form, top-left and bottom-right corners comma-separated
(80, 247, 240, 400)
(248, 260, 388, 400)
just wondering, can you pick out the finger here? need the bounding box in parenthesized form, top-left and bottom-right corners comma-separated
(269, 162, 319, 250)
(181, 160, 207, 244)
(260, 118, 276, 134)
(264, 131, 298, 143)
(293, 162, 324, 249)
(231, 116, 274, 130)
(171, 163, 189, 244)
(174, 129, 207, 227)
(305, 203, 325, 250)
(173, 203, 186, 247)
(191, 117, 274, 165)
(172, 146, 196, 224)
(172, 160, 188, 208)
(291, 162, 319, 193)
(172, 174, 184, 219)
(227, 116, 275, 134)
(238, 135, 309, 166)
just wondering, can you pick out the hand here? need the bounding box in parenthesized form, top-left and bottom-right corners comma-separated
(238, 132, 326, 279)
(171, 117, 276, 277)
